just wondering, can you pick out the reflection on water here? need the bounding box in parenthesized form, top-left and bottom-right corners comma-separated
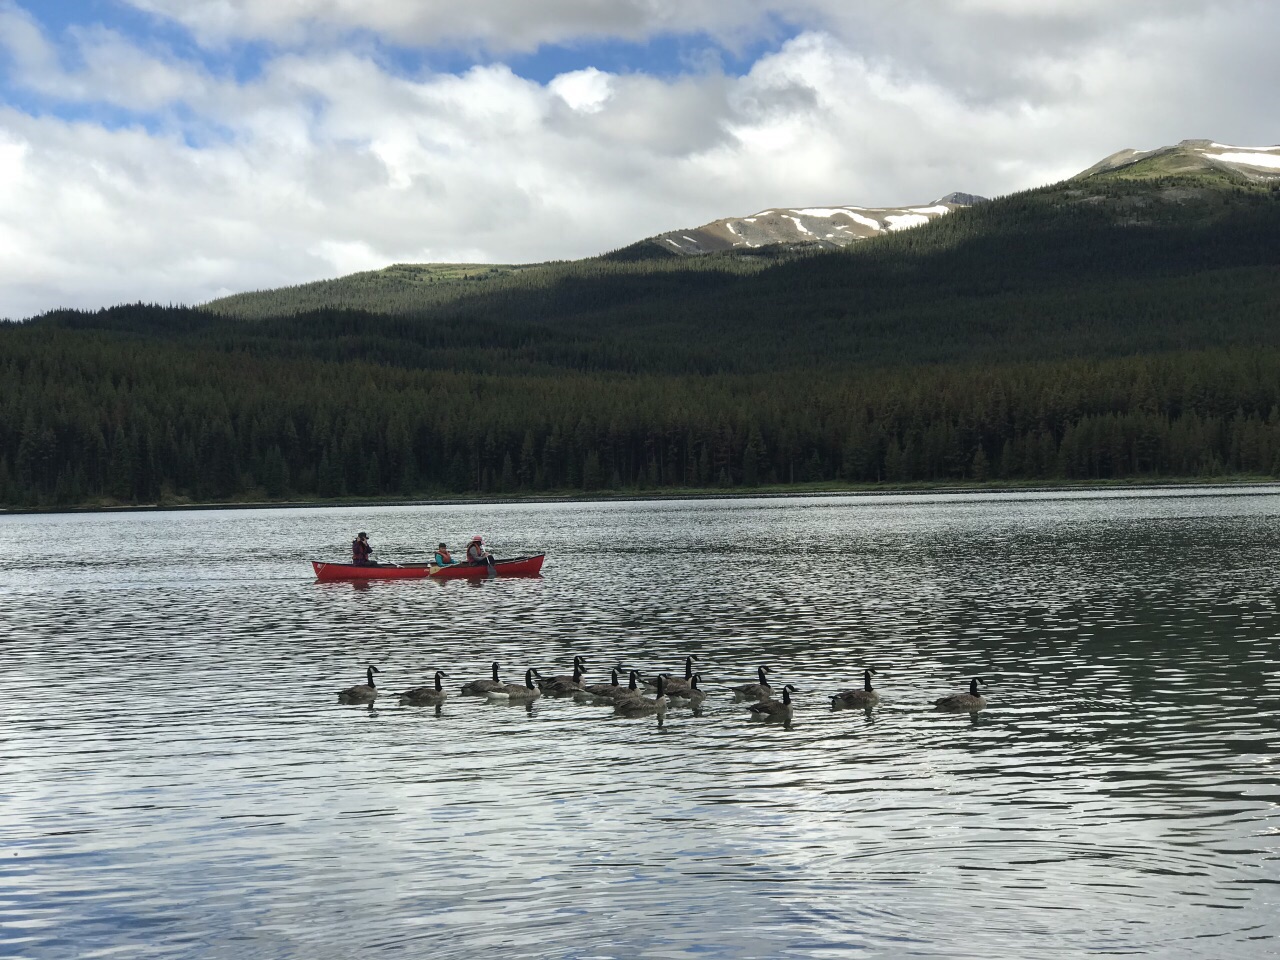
(2, 488, 1279, 959)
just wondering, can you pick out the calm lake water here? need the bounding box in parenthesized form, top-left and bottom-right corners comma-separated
(3, 489, 1279, 959)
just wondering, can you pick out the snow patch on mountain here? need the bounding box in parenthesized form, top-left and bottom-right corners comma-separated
(1204, 151, 1280, 169)
(885, 214, 931, 231)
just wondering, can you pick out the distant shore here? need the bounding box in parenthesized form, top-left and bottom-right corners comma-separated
(3, 475, 1279, 517)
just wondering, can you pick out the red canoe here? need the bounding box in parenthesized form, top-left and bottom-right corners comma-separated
(311, 554, 545, 581)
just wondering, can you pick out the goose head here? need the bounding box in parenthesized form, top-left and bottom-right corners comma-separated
(525, 668, 542, 689)
(780, 684, 797, 705)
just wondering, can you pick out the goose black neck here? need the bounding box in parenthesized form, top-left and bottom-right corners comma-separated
(434, 672, 444, 692)
(758, 666, 768, 685)
(656, 676, 666, 697)
(490, 662, 500, 681)
(367, 667, 376, 688)
(864, 670, 874, 692)
(685, 657, 695, 679)
(610, 669, 619, 686)
(781, 687, 792, 704)
(969, 678, 979, 696)
(573, 663, 584, 681)
(525, 669, 537, 689)
(628, 670, 640, 690)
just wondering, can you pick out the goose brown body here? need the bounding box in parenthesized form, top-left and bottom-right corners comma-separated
(488, 668, 543, 703)
(400, 670, 448, 706)
(614, 675, 669, 719)
(338, 665, 380, 704)
(731, 665, 773, 702)
(646, 656, 697, 694)
(542, 660, 588, 696)
(747, 684, 796, 722)
(934, 678, 986, 712)
(460, 662, 504, 696)
(588, 669, 645, 704)
(575, 668, 624, 702)
(666, 673, 707, 708)
(831, 669, 879, 709)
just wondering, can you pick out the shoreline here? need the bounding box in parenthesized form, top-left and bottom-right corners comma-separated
(3, 476, 1280, 517)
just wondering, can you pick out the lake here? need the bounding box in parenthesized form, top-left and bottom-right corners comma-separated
(3, 489, 1279, 958)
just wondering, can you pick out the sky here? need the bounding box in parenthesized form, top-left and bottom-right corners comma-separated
(0, 0, 1277, 320)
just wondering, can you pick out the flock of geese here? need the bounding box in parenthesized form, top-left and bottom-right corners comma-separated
(336, 656, 989, 724)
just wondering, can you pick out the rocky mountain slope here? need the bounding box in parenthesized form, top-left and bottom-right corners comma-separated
(645, 192, 987, 255)
(1076, 139, 1280, 181)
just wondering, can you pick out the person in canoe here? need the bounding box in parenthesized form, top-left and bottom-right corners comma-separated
(466, 535, 495, 568)
(352, 531, 376, 566)
(433, 542, 457, 567)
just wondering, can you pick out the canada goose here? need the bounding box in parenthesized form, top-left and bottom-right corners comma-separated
(830, 669, 879, 709)
(460, 662, 504, 696)
(575, 667, 624, 702)
(581, 670, 645, 706)
(666, 673, 707, 708)
(614, 675, 669, 719)
(747, 684, 796, 722)
(588, 669, 646, 704)
(731, 665, 772, 702)
(543, 659, 588, 696)
(399, 670, 448, 706)
(338, 665, 380, 704)
(645, 655, 697, 693)
(934, 678, 986, 712)
(487, 668, 543, 703)
(538, 656, 586, 691)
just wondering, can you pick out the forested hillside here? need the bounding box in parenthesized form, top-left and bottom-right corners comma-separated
(2, 150, 1279, 508)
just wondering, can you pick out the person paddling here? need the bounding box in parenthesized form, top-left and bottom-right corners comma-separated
(434, 542, 456, 566)
(466, 535, 494, 568)
(352, 531, 375, 566)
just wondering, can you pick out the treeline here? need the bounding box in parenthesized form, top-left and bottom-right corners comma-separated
(3, 326, 1280, 507)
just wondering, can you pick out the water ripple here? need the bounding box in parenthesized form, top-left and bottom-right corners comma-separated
(2, 490, 1280, 958)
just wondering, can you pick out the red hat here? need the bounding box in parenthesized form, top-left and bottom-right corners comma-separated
(470, 534, 483, 542)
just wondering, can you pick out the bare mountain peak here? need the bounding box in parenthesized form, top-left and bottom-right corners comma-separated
(649, 193, 987, 256)
(1076, 140, 1280, 181)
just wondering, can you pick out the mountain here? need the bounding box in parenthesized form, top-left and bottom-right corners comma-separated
(641, 193, 986, 256)
(203, 138, 1280, 322)
(1075, 138, 1280, 182)
(198, 136, 1280, 370)
(205, 191, 986, 316)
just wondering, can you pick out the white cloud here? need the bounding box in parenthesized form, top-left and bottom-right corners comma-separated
(549, 68, 612, 113)
(0, 1, 1278, 319)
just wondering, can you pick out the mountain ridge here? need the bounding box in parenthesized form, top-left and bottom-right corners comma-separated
(203, 137, 1278, 318)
